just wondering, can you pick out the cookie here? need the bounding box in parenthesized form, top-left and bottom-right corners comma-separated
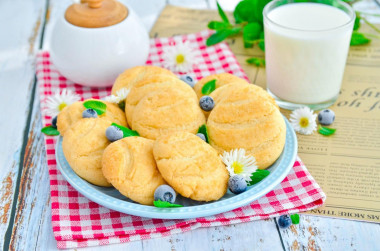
(193, 73, 249, 100)
(131, 88, 205, 140)
(207, 84, 286, 169)
(111, 65, 177, 95)
(57, 99, 127, 136)
(102, 137, 166, 205)
(62, 117, 113, 187)
(153, 131, 229, 201)
(125, 74, 193, 126)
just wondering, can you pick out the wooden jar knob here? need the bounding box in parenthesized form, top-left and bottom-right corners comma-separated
(87, 0, 102, 9)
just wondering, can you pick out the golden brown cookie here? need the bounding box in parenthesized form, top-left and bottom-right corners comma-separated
(102, 137, 166, 205)
(125, 74, 193, 126)
(111, 65, 177, 95)
(62, 118, 112, 187)
(57, 99, 127, 136)
(207, 84, 286, 169)
(153, 131, 229, 201)
(193, 73, 249, 100)
(131, 88, 205, 140)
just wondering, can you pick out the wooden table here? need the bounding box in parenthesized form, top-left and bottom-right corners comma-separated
(1, 0, 379, 250)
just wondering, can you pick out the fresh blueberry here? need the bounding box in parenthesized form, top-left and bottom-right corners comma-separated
(154, 185, 176, 203)
(52, 116, 58, 129)
(82, 108, 98, 118)
(196, 133, 206, 142)
(199, 96, 215, 111)
(106, 125, 123, 142)
(180, 75, 196, 88)
(278, 215, 292, 228)
(318, 109, 335, 125)
(228, 175, 247, 194)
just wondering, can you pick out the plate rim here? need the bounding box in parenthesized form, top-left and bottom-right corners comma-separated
(55, 116, 297, 219)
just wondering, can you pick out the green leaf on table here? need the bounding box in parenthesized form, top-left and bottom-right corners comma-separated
(318, 125, 336, 136)
(246, 57, 265, 67)
(234, 0, 271, 24)
(153, 200, 183, 208)
(243, 22, 262, 48)
(350, 32, 371, 46)
(247, 169, 270, 186)
(201, 79, 216, 95)
(290, 214, 300, 224)
(206, 28, 241, 46)
(258, 39, 265, 51)
(83, 100, 107, 115)
(111, 123, 139, 137)
(41, 126, 60, 136)
(217, 1, 230, 24)
(197, 124, 209, 143)
(353, 15, 361, 31)
(208, 21, 232, 30)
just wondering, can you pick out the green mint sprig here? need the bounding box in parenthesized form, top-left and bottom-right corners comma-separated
(112, 123, 139, 138)
(83, 100, 107, 115)
(318, 125, 336, 136)
(246, 57, 265, 67)
(201, 79, 216, 95)
(290, 214, 300, 224)
(247, 169, 270, 186)
(41, 126, 60, 136)
(197, 124, 210, 143)
(153, 200, 183, 208)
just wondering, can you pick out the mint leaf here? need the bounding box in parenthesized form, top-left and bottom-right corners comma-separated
(206, 28, 241, 46)
(118, 100, 125, 110)
(318, 126, 336, 136)
(258, 39, 265, 51)
(83, 100, 107, 115)
(208, 21, 232, 30)
(111, 123, 139, 137)
(354, 15, 361, 31)
(153, 200, 183, 208)
(217, 1, 230, 24)
(243, 22, 262, 48)
(290, 214, 300, 224)
(247, 169, 270, 186)
(197, 124, 209, 143)
(201, 79, 216, 95)
(41, 126, 60, 136)
(246, 57, 265, 67)
(350, 32, 371, 46)
(234, 0, 271, 24)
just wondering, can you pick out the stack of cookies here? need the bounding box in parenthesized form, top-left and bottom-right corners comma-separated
(58, 66, 286, 206)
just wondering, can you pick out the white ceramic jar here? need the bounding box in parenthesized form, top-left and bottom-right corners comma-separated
(50, 5, 149, 88)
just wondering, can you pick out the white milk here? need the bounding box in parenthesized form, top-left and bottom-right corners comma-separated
(264, 3, 354, 104)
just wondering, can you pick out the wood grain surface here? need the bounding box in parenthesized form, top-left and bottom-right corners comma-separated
(1, 0, 379, 250)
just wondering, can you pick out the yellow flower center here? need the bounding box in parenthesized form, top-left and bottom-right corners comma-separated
(58, 102, 67, 111)
(299, 117, 309, 128)
(232, 161, 244, 174)
(176, 54, 185, 64)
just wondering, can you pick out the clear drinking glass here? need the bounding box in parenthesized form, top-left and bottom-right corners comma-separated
(263, 0, 355, 110)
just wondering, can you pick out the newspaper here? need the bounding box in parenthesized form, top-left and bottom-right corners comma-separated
(150, 5, 380, 223)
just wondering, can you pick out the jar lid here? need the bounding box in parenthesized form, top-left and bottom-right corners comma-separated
(65, 0, 128, 28)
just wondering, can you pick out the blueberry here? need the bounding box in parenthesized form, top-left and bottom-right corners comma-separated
(180, 75, 196, 88)
(106, 125, 123, 142)
(318, 109, 335, 125)
(82, 108, 98, 118)
(52, 116, 58, 129)
(228, 175, 247, 194)
(199, 96, 215, 111)
(196, 133, 206, 142)
(154, 185, 176, 203)
(278, 215, 292, 228)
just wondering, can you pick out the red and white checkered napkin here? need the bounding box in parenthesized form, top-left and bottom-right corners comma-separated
(36, 30, 326, 249)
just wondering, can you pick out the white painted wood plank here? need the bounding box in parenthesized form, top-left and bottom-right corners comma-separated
(207, 0, 240, 11)
(168, 0, 209, 9)
(0, 0, 47, 247)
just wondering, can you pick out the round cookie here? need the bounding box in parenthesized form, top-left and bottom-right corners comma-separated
(193, 73, 249, 100)
(207, 84, 286, 169)
(62, 117, 113, 187)
(112, 65, 177, 95)
(131, 88, 206, 140)
(102, 137, 166, 205)
(57, 99, 127, 136)
(153, 131, 229, 201)
(125, 74, 194, 126)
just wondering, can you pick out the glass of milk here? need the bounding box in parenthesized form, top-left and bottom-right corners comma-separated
(263, 0, 355, 110)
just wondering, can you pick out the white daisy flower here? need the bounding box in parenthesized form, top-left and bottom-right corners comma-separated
(162, 40, 198, 73)
(104, 94, 121, 104)
(104, 88, 130, 104)
(220, 149, 258, 182)
(45, 89, 80, 117)
(289, 106, 317, 135)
